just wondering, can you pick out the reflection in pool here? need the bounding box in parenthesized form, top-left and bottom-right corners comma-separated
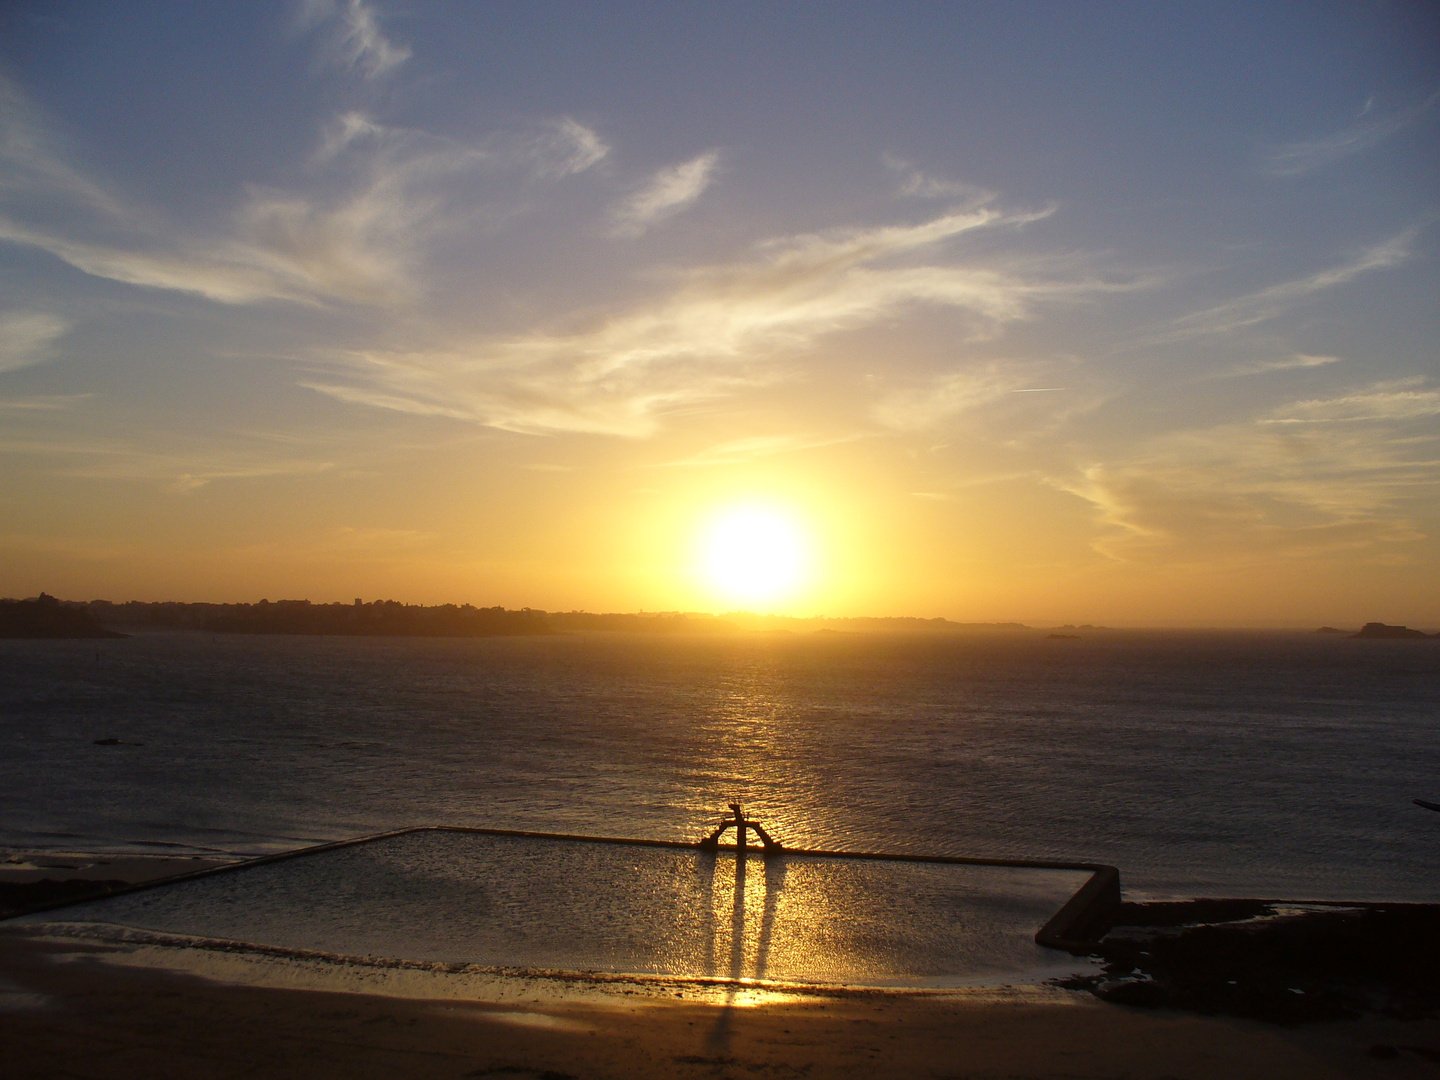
(19, 830, 1091, 987)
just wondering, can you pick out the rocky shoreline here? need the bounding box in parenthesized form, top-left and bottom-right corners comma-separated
(1058, 900, 1440, 1025)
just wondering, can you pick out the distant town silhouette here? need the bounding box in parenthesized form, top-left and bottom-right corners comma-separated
(0, 593, 1035, 639)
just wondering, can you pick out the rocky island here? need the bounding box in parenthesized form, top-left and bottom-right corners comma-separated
(1352, 622, 1436, 639)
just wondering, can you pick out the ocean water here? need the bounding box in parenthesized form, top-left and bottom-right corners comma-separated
(1, 629, 1437, 901)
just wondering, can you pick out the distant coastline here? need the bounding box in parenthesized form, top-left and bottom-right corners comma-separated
(0, 594, 125, 639)
(0, 595, 1033, 639)
(2, 594, 1436, 639)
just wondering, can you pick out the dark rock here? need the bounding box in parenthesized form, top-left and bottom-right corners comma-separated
(0, 878, 129, 919)
(1055, 902, 1440, 1025)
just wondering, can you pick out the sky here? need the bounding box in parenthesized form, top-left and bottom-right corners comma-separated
(0, 1, 1436, 626)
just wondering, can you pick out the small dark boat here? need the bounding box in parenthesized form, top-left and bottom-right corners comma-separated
(1415, 799, 1440, 812)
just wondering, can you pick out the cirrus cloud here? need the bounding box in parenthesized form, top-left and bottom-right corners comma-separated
(0, 75, 608, 307)
(303, 202, 1126, 436)
(1157, 228, 1417, 342)
(296, 0, 412, 81)
(608, 151, 720, 237)
(1054, 378, 1440, 564)
(1263, 92, 1439, 178)
(0, 311, 70, 372)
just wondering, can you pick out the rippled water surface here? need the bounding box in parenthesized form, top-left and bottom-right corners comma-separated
(2, 629, 1437, 900)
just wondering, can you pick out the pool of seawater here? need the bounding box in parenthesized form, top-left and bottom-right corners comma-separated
(15, 830, 1092, 987)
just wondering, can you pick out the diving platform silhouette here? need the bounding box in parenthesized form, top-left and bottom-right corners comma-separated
(698, 802, 784, 854)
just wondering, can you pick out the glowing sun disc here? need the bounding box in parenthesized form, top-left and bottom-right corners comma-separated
(700, 506, 808, 606)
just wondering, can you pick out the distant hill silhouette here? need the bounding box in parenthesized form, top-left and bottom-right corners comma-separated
(21, 595, 1434, 639)
(53, 597, 1032, 638)
(204, 600, 552, 637)
(0, 594, 125, 638)
(1352, 622, 1435, 640)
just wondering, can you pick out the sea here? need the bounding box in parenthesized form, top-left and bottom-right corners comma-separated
(2, 628, 1437, 902)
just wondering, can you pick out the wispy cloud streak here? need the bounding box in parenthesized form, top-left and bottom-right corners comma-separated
(0, 310, 69, 372)
(0, 76, 607, 306)
(306, 203, 1120, 435)
(1159, 229, 1416, 341)
(1205, 353, 1342, 380)
(538, 118, 611, 177)
(1054, 378, 1440, 563)
(608, 151, 719, 236)
(1266, 378, 1440, 424)
(1263, 92, 1439, 177)
(881, 154, 992, 204)
(874, 365, 1044, 430)
(297, 0, 412, 80)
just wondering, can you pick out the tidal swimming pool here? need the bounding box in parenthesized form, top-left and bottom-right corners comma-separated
(16, 830, 1093, 987)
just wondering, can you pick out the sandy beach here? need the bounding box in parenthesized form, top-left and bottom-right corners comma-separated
(3, 912, 1439, 1080)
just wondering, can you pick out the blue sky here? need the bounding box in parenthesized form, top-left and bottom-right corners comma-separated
(0, 1, 1436, 623)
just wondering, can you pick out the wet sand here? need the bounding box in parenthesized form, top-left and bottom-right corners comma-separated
(4, 927, 1440, 1079)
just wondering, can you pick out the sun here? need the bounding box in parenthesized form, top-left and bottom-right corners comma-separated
(697, 505, 810, 608)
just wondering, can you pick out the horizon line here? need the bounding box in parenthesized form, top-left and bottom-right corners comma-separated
(3, 593, 1432, 633)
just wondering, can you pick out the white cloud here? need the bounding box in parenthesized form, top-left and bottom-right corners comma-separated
(314, 110, 386, 163)
(1160, 229, 1416, 341)
(0, 80, 404, 305)
(537, 118, 610, 178)
(0, 77, 125, 221)
(297, 0, 411, 80)
(302, 356, 764, 437)
(873, 365, 1040, 431)
(0, 78, 606, 307)
(0, 311, 70, 372)
(305, 203, 1114, 436)
(0, 217, 344, 304)
(1266, 378, 1440, 424)
(1207, 353, 1343, 380)
(1263, 92, 1439, 177)
(881, 154, 992, 204)
(608, 151, 719, 236)
(1053, 380, 1440, 563)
